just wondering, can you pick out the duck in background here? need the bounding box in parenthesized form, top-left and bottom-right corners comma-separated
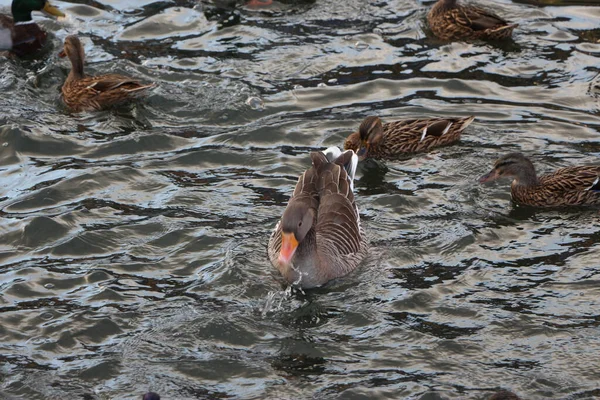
(344, 115, 475, 161)
(209, 0, 315, 9)
(488, 390, 521, 400)
(427, 0, 517, 41)
(142, 393, 160, 400)
(59, 35, 157, 112)
(0, 0, 64, 57)
(268, 147, 368, 288)
(479, 152, 600, 207)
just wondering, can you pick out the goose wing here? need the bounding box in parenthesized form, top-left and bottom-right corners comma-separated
(311, 150, 362, 256)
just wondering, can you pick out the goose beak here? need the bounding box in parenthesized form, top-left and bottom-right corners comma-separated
(278, 232, 298, 265)
(479, 169, 498, 184)
(43, 1, 65, 18)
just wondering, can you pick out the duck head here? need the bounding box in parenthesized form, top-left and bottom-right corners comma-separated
(59, 35, 85, 77)
(356, 116, 384, 160)
(12, 0, 64, 23)
(479, 152, 538, 186)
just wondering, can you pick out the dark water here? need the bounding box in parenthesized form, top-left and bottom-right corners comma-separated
(1, 0, 600, 399)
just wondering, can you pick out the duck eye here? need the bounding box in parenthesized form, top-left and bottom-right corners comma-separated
(298, 221, 302, 227)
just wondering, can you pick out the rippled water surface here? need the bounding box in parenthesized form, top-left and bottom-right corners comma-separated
(1, 0, 600, 398)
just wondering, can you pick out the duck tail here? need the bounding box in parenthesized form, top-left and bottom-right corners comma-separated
(460, 116, 476, 130)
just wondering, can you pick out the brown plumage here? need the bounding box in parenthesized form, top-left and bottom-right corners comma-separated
(427, 0, 517, 41)
(59, 35, 156, 112)
(0, 0, 64, 57)
(488, 390, 521, 400)
(268, 147, 367, 288)
(479, 152, 600, 207)
(343, 115, 475, 160)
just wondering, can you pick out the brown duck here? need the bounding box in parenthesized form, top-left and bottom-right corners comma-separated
(488, 390, 521, 400)
(268, 147, 367, 288)
(479, 153, 600, 207)
(343, 115, 475, 160)
(59, 35, 156, 112)
(0, 0, 64, 57)
(427, 0, 517, 41)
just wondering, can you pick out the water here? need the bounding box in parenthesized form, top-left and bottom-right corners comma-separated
(1, 0, 600, 399)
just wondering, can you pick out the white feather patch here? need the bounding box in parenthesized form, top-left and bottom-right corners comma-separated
(442, 122, 453, 135)
(346, 150, 358, 193)
(420, 126, 427, 142)
(322, 146, 342, 162)
(0, 28, 12, 51)
(587, 176, 600, 191)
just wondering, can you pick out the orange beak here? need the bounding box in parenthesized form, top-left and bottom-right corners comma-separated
(278, 232, 298, 265)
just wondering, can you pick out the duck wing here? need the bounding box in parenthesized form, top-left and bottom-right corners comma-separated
(83, 74, 156, 93)
(539, 166, 600, 192)
(454, 6, 509, 31)
(64, 74, 157, 111)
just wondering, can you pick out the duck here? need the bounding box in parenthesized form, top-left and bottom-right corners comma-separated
(343, 115, 475, 160)
(210, 0, 315, 8)
(59, 35, 157, 112)
(0, 0, 64, 57)
(479, 152, 600, 207)
(488, 390, 521, 400)
(427, 0, 517, 41)
(268, 147, 368, 288)
(142, 393, 160, 400)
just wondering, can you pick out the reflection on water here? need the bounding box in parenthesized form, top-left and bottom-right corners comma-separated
(1, 0, 600, 398)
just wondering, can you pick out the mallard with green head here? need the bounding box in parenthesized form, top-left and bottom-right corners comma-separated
(0, 0, 64, 57)
(427, 0, 517, 41)
(343, 115, 475, 160)
(480, 152, 600, 207)
(59, 35, 157, 112)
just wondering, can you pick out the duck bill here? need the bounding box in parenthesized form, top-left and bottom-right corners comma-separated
(356, 143, 368, 161)
(246, 0, 273, 6)
(479, 169, 498, 184)
(278, 232, 298, 265)
(43, 1, 65, 18)
(58, 49, 66, 58)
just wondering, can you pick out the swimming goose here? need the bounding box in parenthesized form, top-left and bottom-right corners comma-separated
(268, 147, 367, 288)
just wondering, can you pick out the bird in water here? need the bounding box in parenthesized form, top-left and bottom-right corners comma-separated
(209, 0, 315, 8)
(427, 0, 517, 41)
(142, 393, 160, 400)
(479, 152, 600, 207)
(343, 115, 475, 160)
(268, 147, 367, 288)
(59, 35, 157, 112)
(488, 390, 521, 400)
(0, 0, 65, 57)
